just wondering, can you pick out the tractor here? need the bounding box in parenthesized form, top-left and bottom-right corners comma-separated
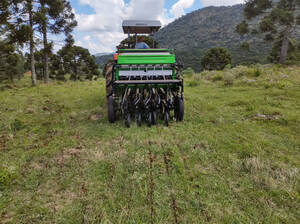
(105, 20, 184, 127)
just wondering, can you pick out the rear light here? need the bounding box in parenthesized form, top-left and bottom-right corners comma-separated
(113, 53, 118, 60)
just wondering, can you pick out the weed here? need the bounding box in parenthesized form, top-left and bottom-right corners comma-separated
(183, 67, 194, 78)
(188, 80, 199, 87)
(11, 119, 26, 132)
(223, 73, 234, 86)
(0, 169, 11, 190)
(212, 74, 223, 82)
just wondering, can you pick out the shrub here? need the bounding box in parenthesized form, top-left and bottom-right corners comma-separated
(188, 80, 199, 87)
(183, 67, 194, 77)
(253, 68, 261, 77)
(201, 47, 232, 71)
(193, 74, 202, 81)
(240, 42, 250, 51)
(212, 74, 223, 82)
(231, 65, 249, 78)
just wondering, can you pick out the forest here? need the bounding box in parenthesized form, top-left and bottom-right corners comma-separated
(0, 0, 100, 86)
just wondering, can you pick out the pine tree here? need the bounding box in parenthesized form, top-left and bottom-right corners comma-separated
(1, 0, 38, 86)
(27, 0, 37, 85)
(58, 35, 100, 81)
(0, 39, 23, 83)
(237, 0, 300, 64)
(35, 0, 76, 83)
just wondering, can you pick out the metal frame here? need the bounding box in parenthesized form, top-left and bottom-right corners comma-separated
(122, 20, 161, 48)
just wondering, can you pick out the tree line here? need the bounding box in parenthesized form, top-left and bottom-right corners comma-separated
(0, 0, 100, 85)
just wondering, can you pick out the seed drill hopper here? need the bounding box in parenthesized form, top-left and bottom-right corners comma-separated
(105, 20, 184, 127)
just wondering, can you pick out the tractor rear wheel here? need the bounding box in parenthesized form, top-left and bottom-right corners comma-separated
(177, 98, 184, 121)
(108, 96, 115, 123)
(105, 63, 114, 97)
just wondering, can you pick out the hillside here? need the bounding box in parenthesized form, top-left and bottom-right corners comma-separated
(155, 4, 271, 71)
(0, 65, 299, 222)
(94, 54, 113, 70)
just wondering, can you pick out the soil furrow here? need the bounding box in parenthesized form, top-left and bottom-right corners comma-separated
(163, 152, 180, 224)
(148, 149, 155, 224)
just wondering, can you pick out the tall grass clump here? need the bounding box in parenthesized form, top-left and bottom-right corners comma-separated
(223, 73, 234, 86)
(183, 67, 195, 78)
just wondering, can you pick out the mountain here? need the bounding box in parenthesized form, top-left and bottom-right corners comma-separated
(154, 4, 270, 71)
(94, 53, 113, 57)
(95, 54, 113, 69)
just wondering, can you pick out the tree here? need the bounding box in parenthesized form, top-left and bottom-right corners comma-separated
(236, 0, 300, 64)
(268, 38, 300, 63)
(49, 54, 65, 81)
(1, 1, 77, 85)
(25, 50, 47, 80)
(201, 47, 232, 71)
(1, 0, 38, 86)
(35, 0, 77, 83)
(58, 35, 100, 81)
(0, 39, 24, 83)
(240, 42, 250, 51)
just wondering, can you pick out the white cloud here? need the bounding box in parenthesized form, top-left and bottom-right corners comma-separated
(200, 0, 244, 7)
(126, 0, 166, 20)
(83, 35, 90, 41)
(171, 0, 195, 18)
(77, 0, 125, 33)
(73, 0, 199, 54)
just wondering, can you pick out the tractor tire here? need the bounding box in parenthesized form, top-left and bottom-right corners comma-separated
(177, 98, 184, 122)
(105, 63, 114, 97)
(108, 96, 116, 123)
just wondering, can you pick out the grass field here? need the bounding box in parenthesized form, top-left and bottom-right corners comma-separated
(0, 65, 299, 223)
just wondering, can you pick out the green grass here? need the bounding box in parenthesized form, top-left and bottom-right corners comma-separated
(0, 65, 299, 223)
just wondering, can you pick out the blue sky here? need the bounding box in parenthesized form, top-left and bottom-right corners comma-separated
(64, 0, 243, 54)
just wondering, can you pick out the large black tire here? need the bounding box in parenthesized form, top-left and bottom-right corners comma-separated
(108, 96, 115, 123)
(177, 98, 184, 121)
(105, 63, 114, 97)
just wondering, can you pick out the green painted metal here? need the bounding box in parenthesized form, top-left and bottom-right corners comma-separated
(118, 54, 175, 65)
(115, 48, 177, 85)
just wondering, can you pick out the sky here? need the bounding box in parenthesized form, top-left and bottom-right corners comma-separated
(66, 0, 244, 54)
